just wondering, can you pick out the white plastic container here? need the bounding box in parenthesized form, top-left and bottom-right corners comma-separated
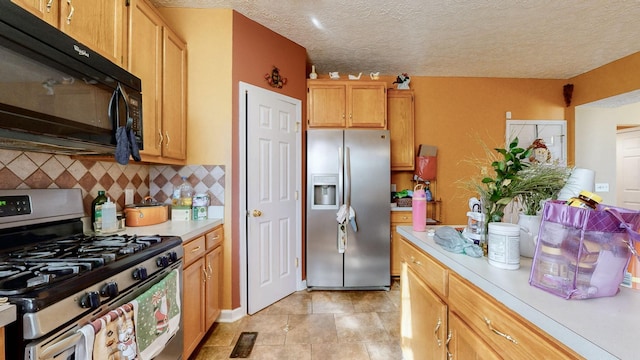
(101, 198, 117, 233)
(488, 222, 520, 270)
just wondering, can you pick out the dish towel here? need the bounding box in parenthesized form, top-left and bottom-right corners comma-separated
(92, 305, 138, 360)
(131, 269, 181, 360)
(115, 126, 141, 165)
(336, 204, 358, 232)
(75, 323, 95, 360)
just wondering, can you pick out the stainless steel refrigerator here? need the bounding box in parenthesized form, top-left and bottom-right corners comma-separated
(306, 129, 390, 289)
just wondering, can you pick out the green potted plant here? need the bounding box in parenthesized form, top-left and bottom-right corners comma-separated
(477, 137, 532, 224)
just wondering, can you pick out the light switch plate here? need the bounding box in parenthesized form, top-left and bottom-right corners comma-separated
(595, 183, 609, 192)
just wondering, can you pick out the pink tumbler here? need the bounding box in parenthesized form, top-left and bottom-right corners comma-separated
(412, 184, 427, 232)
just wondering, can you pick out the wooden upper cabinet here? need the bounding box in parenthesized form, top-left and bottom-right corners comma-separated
(128, 0, 187, 163)
(388, 89, 415, 170)
(307, 82, 347, 127)
(307, 80, 386, 128)
(11, 0, 58, 24)
(12, 0, 127, 67)
(347, 83, 386, 128)
(161, 27, 187, 160)
(129, 0, 163, 157)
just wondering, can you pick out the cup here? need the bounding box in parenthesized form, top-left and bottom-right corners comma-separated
(370, 72, 380, 80)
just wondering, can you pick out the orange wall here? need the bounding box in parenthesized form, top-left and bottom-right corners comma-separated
(385, 76, 566, 224)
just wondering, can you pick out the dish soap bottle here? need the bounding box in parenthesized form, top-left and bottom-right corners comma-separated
(91, 190, 108, 232)
(101, 198, 117, 233)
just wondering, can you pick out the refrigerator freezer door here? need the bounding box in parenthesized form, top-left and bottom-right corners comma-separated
(306, 130, 344, 287)
(344, 130, 390, 287)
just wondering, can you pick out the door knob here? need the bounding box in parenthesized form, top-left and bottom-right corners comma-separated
(252, 210, 262, 217)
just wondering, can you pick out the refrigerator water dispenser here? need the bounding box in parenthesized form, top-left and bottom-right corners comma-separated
(312, 175, 338, 209)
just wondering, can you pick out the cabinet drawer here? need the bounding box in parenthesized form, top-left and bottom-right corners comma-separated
(391, 211, 412, 223)
(183, 236, 206, 266)
(400, 238, 448, 298)
(206, 226, 223, 249)
(448, 274, 582, 360)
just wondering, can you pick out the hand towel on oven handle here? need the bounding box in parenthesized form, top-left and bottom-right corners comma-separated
(131, 269, 181, 360)
(91, 304, 138, 360)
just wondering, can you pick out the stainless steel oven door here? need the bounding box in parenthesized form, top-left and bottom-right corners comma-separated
(24, 261, 183, 360)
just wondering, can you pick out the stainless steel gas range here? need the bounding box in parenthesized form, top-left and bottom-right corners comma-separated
(0, 189, 184, 360)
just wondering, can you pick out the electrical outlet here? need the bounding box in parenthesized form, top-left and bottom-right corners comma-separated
(125, 189, 134, 205)
(595, 183, 609, 192)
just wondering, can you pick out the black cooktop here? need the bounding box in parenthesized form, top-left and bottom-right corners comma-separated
(0, 233, 172, 295)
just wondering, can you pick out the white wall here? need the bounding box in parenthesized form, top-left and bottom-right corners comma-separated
(575, 102, 640, 205)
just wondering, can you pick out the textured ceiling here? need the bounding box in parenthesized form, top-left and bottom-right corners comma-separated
(151, 0, 640, 80)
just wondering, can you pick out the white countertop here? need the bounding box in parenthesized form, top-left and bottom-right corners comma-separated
(397, 225, 638, 360)
(92, 218, 223, 241)
(0, 303, 16, 328)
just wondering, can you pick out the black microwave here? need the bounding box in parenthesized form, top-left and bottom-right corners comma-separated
(0, 2, 143, 157)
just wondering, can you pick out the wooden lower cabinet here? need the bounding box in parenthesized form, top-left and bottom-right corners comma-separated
(182, 225, 224, 359)
(448, 274, 581, 360)
(400, 236, 583, 360)
(390, 211, 412, 276)
(401, 262, 448, 360)
(448, 312, 500, 360)
(204, 244, 223, 329)
(182, 255, 205, 358)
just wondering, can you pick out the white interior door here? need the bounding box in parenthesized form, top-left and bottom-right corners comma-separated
(617, 127, 640, 209)
(244, 84, 300, 314)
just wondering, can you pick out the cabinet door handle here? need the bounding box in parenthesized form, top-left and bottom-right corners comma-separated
(66, 0, 74, 24)
(46, 0, 53, 12)
(201, 267, 207, 282)
(446, 330, 453, 360)
(410, 256, 422, 266)
(484, 317, 518, 344)
(190, 246, 201, 253)
(434, 318, 442, 347)
(157, 130, 164, 147)
(165, 131, 171, 147)
(207, 261, 213, 280)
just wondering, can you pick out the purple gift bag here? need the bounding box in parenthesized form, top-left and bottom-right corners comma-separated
(529, 201, 640, 299)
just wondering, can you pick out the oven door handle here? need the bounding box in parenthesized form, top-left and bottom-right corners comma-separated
(40, 331, 84, 359)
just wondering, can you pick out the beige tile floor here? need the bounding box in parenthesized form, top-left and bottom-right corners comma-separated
(192, 281, 402, 360)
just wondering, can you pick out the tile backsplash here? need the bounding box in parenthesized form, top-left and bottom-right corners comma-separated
(149, 165, 225, 206)
(0, 150, 149, 214)
(0, 149, 225, 215)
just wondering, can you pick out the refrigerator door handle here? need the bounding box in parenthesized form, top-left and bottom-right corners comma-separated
(345, 146, 351, 209)
(338, 146, 344, 206)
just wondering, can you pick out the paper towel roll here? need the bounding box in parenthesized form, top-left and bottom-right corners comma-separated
(557, 168, 595, 201)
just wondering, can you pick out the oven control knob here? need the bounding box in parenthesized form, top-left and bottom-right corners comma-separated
(133, 267, 148, 280)
(157, 255, 170, 267)
(168, 251, 178, 262)
(100, 282, 119, 298)
(79, 291, 100, 309)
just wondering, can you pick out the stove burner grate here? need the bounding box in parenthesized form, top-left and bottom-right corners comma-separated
(0, 233, 170, 294)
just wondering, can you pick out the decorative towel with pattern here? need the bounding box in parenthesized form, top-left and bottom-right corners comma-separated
(131, 269, 181, 360)
(91, 304, 138, 360)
